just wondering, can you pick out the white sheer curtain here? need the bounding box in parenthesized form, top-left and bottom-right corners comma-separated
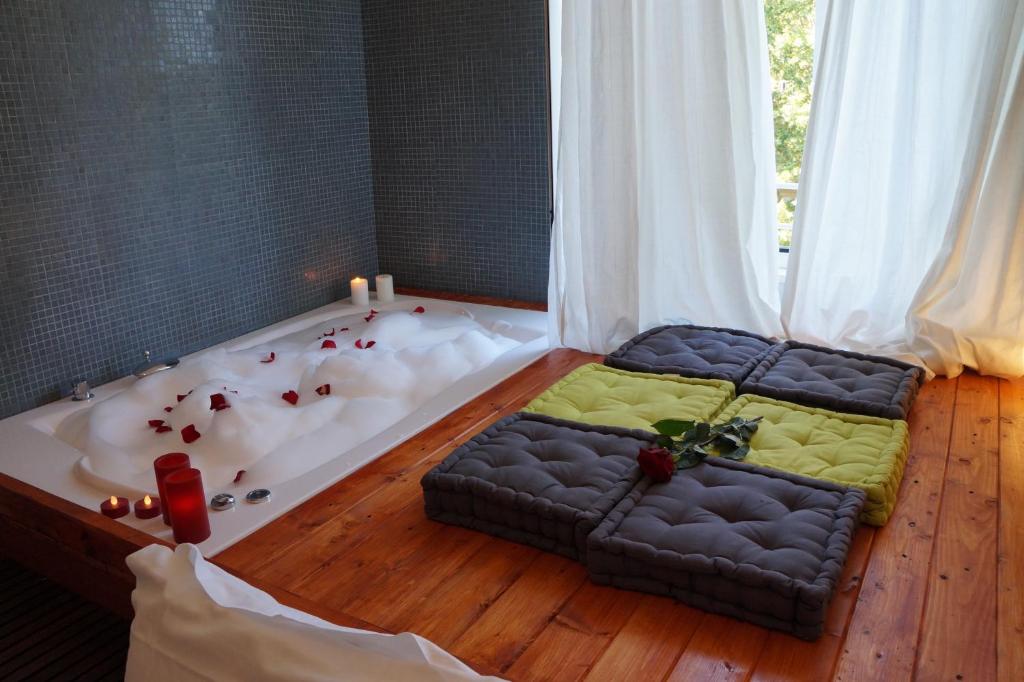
(548, 0, 783, 353)
(782, 0, 1024, 376)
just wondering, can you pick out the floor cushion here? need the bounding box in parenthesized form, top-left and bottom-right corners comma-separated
(604, 324, 777, 386)
(739, 340, 926, 420)
(713, 395, 910, 526)
(587, 458, 865, 640)
(522, 363, 734, 432)
(421, 413, 656, 561)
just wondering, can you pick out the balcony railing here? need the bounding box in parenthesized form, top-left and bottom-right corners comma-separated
(776, 181, 797, 253)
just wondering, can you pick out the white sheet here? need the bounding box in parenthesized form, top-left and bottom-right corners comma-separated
(125, 544, 501, 682)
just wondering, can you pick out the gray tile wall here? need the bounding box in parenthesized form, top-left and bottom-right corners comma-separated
(362, 0, 551, 303)
(0, 0, 377, 418)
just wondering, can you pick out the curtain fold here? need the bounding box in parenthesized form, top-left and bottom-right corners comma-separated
(549, 0, 782, 354)
(782, 0, 1024, 377)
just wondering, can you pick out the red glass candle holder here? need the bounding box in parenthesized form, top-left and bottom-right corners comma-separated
(154, 453, 190, 525)
(134, 495, 162, 520)
(100, 496, 129, 519)
(164, 467, 211, 544)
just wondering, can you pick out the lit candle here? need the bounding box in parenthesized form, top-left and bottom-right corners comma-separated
(154, 453, 191, 525)
(134, 494, 162, 520)
(350, 276, 370, 307)
(374, 274, 395, 303)
(164, 467, 211, 544)
(100, 495, 129, 519)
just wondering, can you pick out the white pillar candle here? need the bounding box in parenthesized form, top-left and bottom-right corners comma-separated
(350, 277, 370, 306)
(375, 274, 395, 303)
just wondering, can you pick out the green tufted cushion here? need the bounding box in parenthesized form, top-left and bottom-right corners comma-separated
(523, 364, 734, 432)
(713, 395, 910, 526)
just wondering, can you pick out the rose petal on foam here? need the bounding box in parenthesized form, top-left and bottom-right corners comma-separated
(323, 328, 335, 336)
(315, 384, 331, 396)
(365, 340, 376, 349)
(176, 394, 187, 403)
(209, 393, 230, 411)
(364, 309, 379, 323)
(355, 339, 364, 349)
(155, 425, 173, 434)
(413, 306, 425, 314)
(181, 424, 201, 444)
(164, 406, 173, 413)
(282, 390, 299, 405)
(321, 339, 336, 350)
(233, 470, 246, 484)
(148, 419, 165, 428)
(339, 327, 349, 332)
(260, 352, 276, 364)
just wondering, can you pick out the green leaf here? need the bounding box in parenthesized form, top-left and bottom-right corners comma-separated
(655, 434, 675, 448)
(721, 444, 750, 461)
(651, 419, 696, 437)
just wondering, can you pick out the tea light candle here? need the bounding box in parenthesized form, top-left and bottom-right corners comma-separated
(350, 277, 370, 306)
(154, 453, 191, 525)
(375, 274, 394, 303)
(100, 495, 129, 519)
(164, 467, 211, 544)
(134, 494, 161, 520)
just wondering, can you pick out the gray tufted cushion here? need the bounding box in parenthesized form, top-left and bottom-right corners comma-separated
(605, 325, 776, 386)
(587, 458, 865, 640)
(739, 341, 926, 420)
(421, 413, 656, 561)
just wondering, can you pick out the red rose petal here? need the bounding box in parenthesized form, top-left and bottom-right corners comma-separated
(315, 384, 331, 396)
(321, 339, 336, 350)
(355, 339, 364, 349)
(209, 393, 230, 411)
(260, 352, 276, 364)
(339, 327, 349, 332)
(323, 328, 335, 336)
(233, 470, 246, 484)
(413, 306, 425, 314)
(176, 394, 187, 402)
(155, 425, 173, 434)
(148, 419, 165, 428)
(181, 424, 201, 444)
(364, 309, 379, 323)
(164, 406, 173, 413)
(365, 340, 376, 348)
(282, 390, 299, 405)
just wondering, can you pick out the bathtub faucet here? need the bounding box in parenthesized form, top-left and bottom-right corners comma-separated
(71, 381, 94, 401)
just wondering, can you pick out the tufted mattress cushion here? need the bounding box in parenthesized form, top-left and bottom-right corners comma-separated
(587, 458, 865, 640)
(739, 340, 926, 420)
(421, 412, 656, 561)
(713, 395, 909, 526)
(522, 363, 734, 432)
(605, 325, 776, 386)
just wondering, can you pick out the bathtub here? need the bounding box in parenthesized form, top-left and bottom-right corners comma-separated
(0, 295, 549, 554)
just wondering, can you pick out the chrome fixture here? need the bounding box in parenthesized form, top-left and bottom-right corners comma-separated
(245, 489, 272, 504)
(71, 381, 94, 401)
(133, 350, 180, 378)
(210, 493, 236, 511)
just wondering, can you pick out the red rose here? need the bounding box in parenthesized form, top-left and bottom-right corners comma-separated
(638, 447, 675, 482)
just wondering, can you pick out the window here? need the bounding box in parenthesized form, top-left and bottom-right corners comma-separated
(765, 0, 814, 252)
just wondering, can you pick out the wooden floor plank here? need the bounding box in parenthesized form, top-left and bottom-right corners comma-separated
(667, 615, 767, 682)
(504, 582, 642, 682)
(997, 378, 1024, 682)
(582, 594, 701, 681)
(916, 373, 1000, 681)
(833, 377, 958, 681)
(449, 553, 588, 674)
(750, 633, 842, 682)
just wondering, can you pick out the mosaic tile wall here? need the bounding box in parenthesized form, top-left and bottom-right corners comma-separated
(362, 0, 551, 303)
(0, 0, 377, 418)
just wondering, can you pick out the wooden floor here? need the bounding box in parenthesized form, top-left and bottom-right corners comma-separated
(214, 349, 1024, 682)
